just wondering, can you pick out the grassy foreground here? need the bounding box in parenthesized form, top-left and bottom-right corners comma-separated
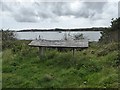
(2, 40, 119, 88)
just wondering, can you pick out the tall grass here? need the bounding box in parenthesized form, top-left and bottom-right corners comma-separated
(2, 40, 119, 88)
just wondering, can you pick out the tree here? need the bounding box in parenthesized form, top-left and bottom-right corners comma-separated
(99, 18, 120, 43)
(110, 18, 120, 30)
(1, 29, 16, 50)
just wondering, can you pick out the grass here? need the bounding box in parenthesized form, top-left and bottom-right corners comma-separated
(2, 40, 119, 88)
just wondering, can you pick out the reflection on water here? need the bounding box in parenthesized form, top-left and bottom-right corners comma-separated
(15, 31, 102, 41)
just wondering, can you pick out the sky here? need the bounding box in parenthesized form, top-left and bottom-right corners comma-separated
(0, 0, 120, 30)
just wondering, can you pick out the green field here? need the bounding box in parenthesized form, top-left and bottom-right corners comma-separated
(2, 40, 119, 88)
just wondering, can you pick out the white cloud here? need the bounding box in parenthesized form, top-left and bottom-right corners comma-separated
(0, 0, 119, 30)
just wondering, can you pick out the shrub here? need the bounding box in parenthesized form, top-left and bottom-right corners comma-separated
(75, 55, 102, 73)
(2, 30, 17, 50)
(99, 73, 118, 87)
(100, 51, 119, 67)
(96, 43, 118, 57)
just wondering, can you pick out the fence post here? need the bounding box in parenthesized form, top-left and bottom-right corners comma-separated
(73, 48, 75, 56)
(39, 47, 44, 60)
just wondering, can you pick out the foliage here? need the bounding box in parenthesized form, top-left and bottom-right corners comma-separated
(1, 29, 17, 50)
(63, 33, 85, 40)
(110, 18, 120, 30)
(99, 18, 120, 43)
(2, 40, 119, 88)
(73, 33, 84, 40)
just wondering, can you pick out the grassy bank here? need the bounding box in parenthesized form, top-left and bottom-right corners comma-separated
(2, 40, 119, 88)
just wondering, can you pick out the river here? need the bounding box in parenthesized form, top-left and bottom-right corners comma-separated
(15, 31, 102, 41)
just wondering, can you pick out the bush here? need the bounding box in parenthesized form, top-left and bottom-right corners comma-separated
(99, 73, 118, 87)
(74, 55, 102, 72)
(96, 43, 118, 57)
(100, 51, 119, 67)
(2, 30, 16, 50)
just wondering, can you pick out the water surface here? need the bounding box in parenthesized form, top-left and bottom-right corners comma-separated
(15, 31, 102, 41)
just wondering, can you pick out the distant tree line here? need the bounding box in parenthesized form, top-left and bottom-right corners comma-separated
(18, 27, 106, 32)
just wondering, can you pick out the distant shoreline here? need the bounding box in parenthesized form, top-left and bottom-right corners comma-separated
(16, 27, 107, 32)
(0, 27, 108, 32)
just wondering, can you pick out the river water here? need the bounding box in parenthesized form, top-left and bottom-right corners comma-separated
(15, 31, 102, 41)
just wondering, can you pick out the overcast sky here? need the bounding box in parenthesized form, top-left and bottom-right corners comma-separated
(0, 0, 120, 30)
